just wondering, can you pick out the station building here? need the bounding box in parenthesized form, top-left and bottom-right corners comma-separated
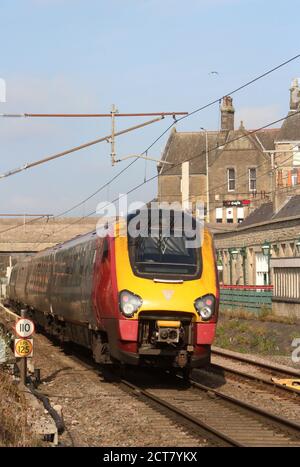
(158, 78, 300, 225)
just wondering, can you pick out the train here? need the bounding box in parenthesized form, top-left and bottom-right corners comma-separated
(7, 208, 219, 372)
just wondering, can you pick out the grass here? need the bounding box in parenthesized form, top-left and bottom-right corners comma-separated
(0, 369, 36, 446)
(215, 319, 280, 355)
(220, 306, 299, 325)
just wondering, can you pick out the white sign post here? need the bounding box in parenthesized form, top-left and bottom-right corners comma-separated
(15, 318, 35, 339)
(14, 313, 35, 386)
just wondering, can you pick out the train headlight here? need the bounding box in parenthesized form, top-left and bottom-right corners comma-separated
(119, 290, 143, 317)
(194, 294, 215, 321)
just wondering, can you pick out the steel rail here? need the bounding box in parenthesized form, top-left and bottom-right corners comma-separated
(189, 378, 300, 437)
(212, 347, 300, 378)
(119, 378, 242, 447)
(210, 362, 300, 395)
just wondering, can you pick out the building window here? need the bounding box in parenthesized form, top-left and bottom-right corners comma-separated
(249, 168, 256, 191)
(226, 207, 234, 223)
(237, 207, 244, 224)
(293, 145, 300, 166)
(227, 168, 235, 191)
(292, 168, 298, 186)
(216, 207, 223, 223)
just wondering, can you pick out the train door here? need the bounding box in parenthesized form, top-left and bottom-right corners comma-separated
(92, 236, 111, 323)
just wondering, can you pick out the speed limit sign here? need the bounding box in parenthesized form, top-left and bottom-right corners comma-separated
(15, 318, 35, 338)
(14, 338, 33, 358)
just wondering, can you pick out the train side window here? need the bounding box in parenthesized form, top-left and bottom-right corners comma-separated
(102, 239, 109, 262)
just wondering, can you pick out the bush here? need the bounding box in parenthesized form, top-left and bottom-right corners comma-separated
(0, 370, 35, 446)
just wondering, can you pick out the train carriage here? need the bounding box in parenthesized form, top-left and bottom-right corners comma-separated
(8, 208, 219, 371)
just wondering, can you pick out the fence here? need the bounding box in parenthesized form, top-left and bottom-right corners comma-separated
(270, 258, 300, 318)
(220, 285, 273, 311)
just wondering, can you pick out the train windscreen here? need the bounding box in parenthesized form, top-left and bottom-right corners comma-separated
(128, 231, 201, 279)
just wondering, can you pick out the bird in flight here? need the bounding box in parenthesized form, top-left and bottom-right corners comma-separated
(209, 71, 219, 76)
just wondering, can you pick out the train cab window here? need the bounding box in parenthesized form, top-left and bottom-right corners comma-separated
(127, 209, 202, 280)
(128, 233, 201, 280)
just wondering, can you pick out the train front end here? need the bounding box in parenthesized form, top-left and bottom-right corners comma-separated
(110, 210, 219, 371)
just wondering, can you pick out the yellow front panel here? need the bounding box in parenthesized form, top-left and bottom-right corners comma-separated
(114, 226, 217, 323)
(157, 320, 181, 328)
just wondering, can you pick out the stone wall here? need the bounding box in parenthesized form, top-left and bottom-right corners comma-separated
(0, 217, 99, 280)
(0, 217, 99, 253)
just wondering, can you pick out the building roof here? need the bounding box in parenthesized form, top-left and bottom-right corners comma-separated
(253, 129, 280, 151)
(159, 129, 225, 175)
(275, 111, 300, 142)
(238, 202, 274, 228)
(237, 194, 300, 229)
(159, 127, 280, 176)
(273, 194, 300, 219)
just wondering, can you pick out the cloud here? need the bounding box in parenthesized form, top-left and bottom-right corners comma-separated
(235, 105, 281, 129)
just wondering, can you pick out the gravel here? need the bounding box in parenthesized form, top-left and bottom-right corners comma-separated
(32, 333, 206, 447)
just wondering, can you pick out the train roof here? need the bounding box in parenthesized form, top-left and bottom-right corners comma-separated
(15, 210, 207, 262)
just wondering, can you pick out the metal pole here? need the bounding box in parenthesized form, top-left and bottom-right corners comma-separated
(205, 131, 210, 222)
(181, 161, 190, 211)
(271, 151, 275, 208)
(111, 104, 117, 166)
(229, 253, 233, 285)
(0, 116, 163, 180)
(20, 309, 27, 386)
(21, 112, 188, 118)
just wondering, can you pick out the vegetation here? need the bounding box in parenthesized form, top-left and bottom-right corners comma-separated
(0, 369, 35, 447)
(219, 307, 299, 325)
(215, 319, 281, 355)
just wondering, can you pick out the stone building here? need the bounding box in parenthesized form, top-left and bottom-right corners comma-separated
(158, 79, 300, 225)
(214, 195, 300, 318)
(214, 197, 300, 285)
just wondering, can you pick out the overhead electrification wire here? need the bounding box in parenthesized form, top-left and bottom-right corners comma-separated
(2, 53, 300, 239)
(53, 53, 300, 218)
(2, 108, 299, 242)
(0, 117, 164, 180)
(40, 108, 300, 243)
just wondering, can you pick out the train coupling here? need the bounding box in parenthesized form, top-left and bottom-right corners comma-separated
(175, 350, 188, 368)
(156, 320, 181, 344)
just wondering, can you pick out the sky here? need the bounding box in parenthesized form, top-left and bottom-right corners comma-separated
(0, 0, 299, 217)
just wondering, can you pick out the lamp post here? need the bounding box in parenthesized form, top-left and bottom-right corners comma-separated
(240, 247, 247, 285)
(200, 128, 209, 222)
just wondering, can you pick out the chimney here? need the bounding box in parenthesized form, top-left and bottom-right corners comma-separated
(221, 96, 235, 131)
(290, 78, 300, 110)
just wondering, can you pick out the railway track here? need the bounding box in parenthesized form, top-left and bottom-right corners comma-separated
(2, 305, 300, 447)
(120, 371, 300, 447)
(210, 347, 300, 395)
(41, 340, 300, 447)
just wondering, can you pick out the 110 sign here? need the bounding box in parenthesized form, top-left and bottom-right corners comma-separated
(15, 318, 35, 338)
